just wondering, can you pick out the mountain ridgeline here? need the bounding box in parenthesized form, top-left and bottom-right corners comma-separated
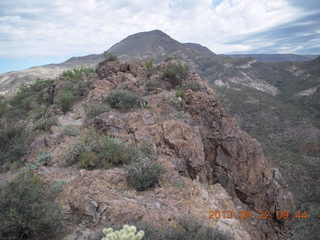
(0, 30, 319, 239)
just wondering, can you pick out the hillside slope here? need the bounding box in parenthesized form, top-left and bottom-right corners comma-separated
(0, 30, 319, 238)
(0, 60, 294, 240)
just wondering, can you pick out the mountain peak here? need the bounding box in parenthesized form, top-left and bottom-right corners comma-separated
(108, 30, 184, 62)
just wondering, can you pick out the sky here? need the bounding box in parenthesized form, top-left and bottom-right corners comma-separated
(0, 0, 319, 73)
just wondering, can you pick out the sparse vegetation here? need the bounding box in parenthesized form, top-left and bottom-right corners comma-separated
(104, 51, 118, 61)
(57, 67, 96, 112)
(175, 89, 185, 99)
(126, 158, 165, 191)
(183, 81, 201, 92)
(163, 63, 189, 87)
(105, 90, 139, 111)
(165, 56, 176, 62)
(164, 215, 230, 240)
(33, 114, 58, 131)
(97, 217, 230, 240)
(84, 102, 112, 120)
(0, 123, 29, 168)
(65, 129, 140, 169)
(49, 180, 67, 195)
(0, 172, 62, 240)
(145, 59, 155, 78)
(58, 89, 77, 112)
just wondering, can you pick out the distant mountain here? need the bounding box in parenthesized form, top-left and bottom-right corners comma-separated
(108, 29, 215, 64)
(225, 53, 318, 62)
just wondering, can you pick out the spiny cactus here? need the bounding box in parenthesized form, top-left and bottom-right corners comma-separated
(101, 225, 144, 240)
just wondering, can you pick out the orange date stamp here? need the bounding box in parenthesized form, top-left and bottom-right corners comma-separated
(208, 210, 308, 220)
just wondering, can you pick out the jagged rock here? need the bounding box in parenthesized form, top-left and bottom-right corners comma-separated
(33, 60, 294, 240)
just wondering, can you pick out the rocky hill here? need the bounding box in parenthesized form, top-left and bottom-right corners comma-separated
(0, 59, 294, 240)
(0, 29, 319, 239)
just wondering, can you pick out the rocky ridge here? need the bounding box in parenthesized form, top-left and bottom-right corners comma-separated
(29, 59, 295, 239)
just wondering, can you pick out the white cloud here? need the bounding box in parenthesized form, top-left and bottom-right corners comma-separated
(0, 0, 310, 58)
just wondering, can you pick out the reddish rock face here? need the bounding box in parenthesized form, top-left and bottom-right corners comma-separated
(33, 60, 294, 239)
(90, 60, 294, 238)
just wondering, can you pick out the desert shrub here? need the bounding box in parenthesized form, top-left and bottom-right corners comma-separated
(0, 96, 8, 117)
(61, 125, 80, 136)
(145, 80, 158, 92)
(126, 158, 165, 191)
(164, 215, 230, 240)
(175, 89, 185, 99)
(33, 115, 58, 131)
(76, 151, 100, 170)
(139, 142, 157, 161)
(145, 59, 155, 78)
(163, 63, 189, 87)
(97, 216, 230, 240)
(105, 90, 139, 111)
(65, 130, 140, 169)
(9, 80, 51, 114)
(0, 124, 29, 166)
(65, 139, 87, 166)
(26, 151, 51, 170)
(104, 51, 118, 61)
(0, 172, 62, 240)
(58, 90, 77, 112)
(57, 68, 95, 112)
(165, 56, 176, 62)
(99, 136, 138, 166)
(62, 67, 96, 82)
(49, 180, 67, 195)
(36, 152, 51, 166)
(183, 81, 201, 92)
(85, 103, 111, 120)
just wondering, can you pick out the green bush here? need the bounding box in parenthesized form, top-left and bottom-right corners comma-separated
(145, 59, 155, 78)
(0, 172, 62, 240)
(57, 68, 95, 109)
(183, 81, 201, 92)
(175, 89, 185, 99)
(9, 79, 52, 114)
(33, 115, 58, 131)
(85, 103, 111, 120)
(61, 125, 80, 136)
(62, 67, 96, 82)
(58, 90, 77, 112)
(105, 90, 139, 111)
(104, 51, 118, 61)
(126, 158, 165, 191)
(65, 130, 140, 169)
(99, 136, 138, 166)
(0, 96, 8, 117)
(76, 151, 100, 170)
(0, 124, 29, 166)
(49, 180, 67, 195)
(165, 56, 176, 62)
(139, 142, 157, 161)
(163, 63, 189, 87)
(35, 152, 51, 166)
(163, 215, 230, 240)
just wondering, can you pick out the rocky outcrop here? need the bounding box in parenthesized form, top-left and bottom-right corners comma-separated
(89, 60, 294, 238)
(33, 60, 294, 240)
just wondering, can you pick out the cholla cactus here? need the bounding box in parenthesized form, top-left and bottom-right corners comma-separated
(101, 225, 144, 240)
